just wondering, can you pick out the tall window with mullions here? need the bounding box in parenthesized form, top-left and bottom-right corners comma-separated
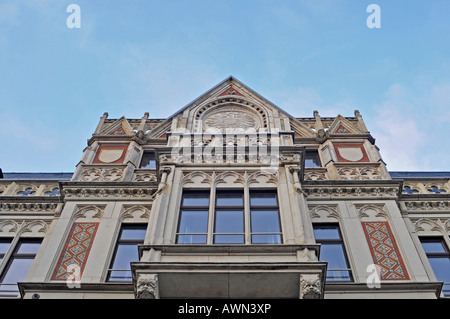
(250, 190, 282, 244)
(214, 190, 245, 244)
(313, 224, 352, 282)
(0, 238, 42, 297)
(420, 237, 450, 296)
(176, 190, 210, 244)
(107, 224, 147, 282)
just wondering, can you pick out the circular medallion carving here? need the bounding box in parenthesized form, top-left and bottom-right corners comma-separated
(203, 108, 260, 132)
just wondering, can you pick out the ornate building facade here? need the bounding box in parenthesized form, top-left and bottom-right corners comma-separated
(0, 77, 449, 299)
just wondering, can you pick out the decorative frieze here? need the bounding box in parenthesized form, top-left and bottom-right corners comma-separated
(0, 203, 58, 212)
(404, 201, 450, 211)
(303, 184, 399, 199)
(61, 183, 156, 200)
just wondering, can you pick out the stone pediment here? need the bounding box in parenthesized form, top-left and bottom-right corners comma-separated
(154, 76, 297, 134)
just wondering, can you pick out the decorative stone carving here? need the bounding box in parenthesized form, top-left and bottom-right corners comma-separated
(136, 274, 160, 299)
(62, 186, 156, 200)
(337, 166, 382, 180)
(304, 169, 327, 181)
(304, 185, 399, 199)
(405, 201, 450, 211)
(134, 171, 157, 182)
(204, 111, 257, 132)
(299, 274, 322, 299)
(78, 167, 124, 182)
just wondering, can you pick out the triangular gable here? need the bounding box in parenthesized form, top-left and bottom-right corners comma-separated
(99, 116, 135, 136)
(328, 115, 363, 135)
(145, 120, 171, 139)
(165, 76, 297, 123)
(290, 119, 316, 138)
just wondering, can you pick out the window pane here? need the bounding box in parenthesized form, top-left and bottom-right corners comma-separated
(320, 244, 349, 269)
(16, 241, 42, 254)
(178, 211, 208, 233)
(214, 234, 244, 244)
(182, 193, 210, 207)
(216, 192, 243, 207)
(111, 244, 139, 270)
(428, 257, 450, 284)
(120, 227, 147, 240)
(421, 241, 447, 253)
(0, 239, 11, 254)
(252, 234, 281, 244)
(251, 210, 280, 233)
(1, 258, 35, 284)
(177, 235, 207, 244)
(313, 226, 341, 240)
(250, 192, 277, 206)
(140, 152, 156, 169)
(305, 151, 321, 168)
(326, 270, 352, 282)
(108, 270, 132, 282)
(215, 210, 243, 233)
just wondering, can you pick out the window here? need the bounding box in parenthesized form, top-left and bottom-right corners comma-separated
(140, 151, 156, 169)
(250, 190, 282, 244)
(0, 239, 12, 265)
(313, 224, 352, 282)
(214, 190, 245, 244)
(176, 189, 282, 245)
(107, 224, 147, 282)
(0, 238, 42, 297)
(305, 150, 321, 168)
(420, 237, 450, 296)
(176, 191, 210, 244)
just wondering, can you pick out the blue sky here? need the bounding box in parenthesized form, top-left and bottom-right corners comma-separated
(0, 0, 449, 172)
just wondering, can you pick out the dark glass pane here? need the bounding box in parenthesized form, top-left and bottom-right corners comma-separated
(110, 244, 139, 270)
(251, 234, 281, 244)
(178, 211, 208, 233)
(215, 210, 243, 233)
(251, 210, 280, 233)
(15, 242, 41, 255)
(0, 239, 11, 254)
(182, 192, 210, 207)
(443, 283, 450, 296)
(1, 258, 35, 284)
(305, 151, 321, 168)
(428, 257, 450, 284)
(216, 192, 243, 207)
(326, 270, 352, 282)
(313, 226, 341, 240)
(108, 270, 132, 282)
(319, 244, 349, 270)
(214, 234, 244, 244)
(120, 227, 147, 240)
(421, 240, 447, 253)
(0, 283, 19, 296)
(176, 235, 207, 244)
(250, 192, 277, 206)
(140, 152, 156, 169)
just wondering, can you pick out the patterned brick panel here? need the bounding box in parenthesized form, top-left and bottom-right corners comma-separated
(362, 221, 409, 280)
(52, 222, 99, 281)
